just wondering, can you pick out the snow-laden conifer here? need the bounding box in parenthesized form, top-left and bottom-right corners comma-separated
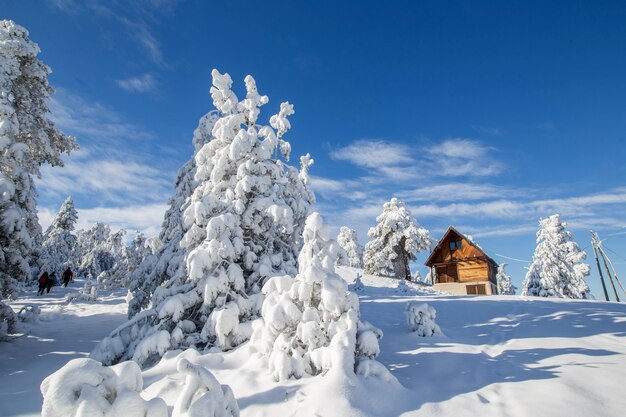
(521, 214, 590, 299)
(254, 212, 391, 382)
(96, 229, 130, 288)
(93, 70, 314, 366)
(496, 263, 517, 295)
(0, 20, 77, 298)
(336, 226, 363, 268)
(127, 110, 219, 318)
(41, 196, 78, 274)
(76, 224, 126, 283)
(363, 198, 431, 280)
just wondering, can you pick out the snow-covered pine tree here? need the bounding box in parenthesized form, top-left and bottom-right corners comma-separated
(363, 198, 431, 280)
(124, 232, 150, 279)
(41, 196, 78, 274)
(93, 70, 314, 366)
(96, 229, 129, 288)
(336, 226, 363, 268)
(0, 20, 77, 299)
(521, 214, 590, 299)
(76, 223, 124, 281)
(496, 263, 516, 295)
(254, 212, 391, 382)
(127, 110, 219, 318)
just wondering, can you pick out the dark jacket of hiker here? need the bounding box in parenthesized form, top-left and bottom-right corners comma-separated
(62, 268, 73, 287)
(47, 272, 56, 293)
(38, 272, 49, 295)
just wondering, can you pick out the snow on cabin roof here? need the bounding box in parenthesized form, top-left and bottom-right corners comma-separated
(424, 225, 498, 267)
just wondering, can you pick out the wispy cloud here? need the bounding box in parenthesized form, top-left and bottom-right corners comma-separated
(39, 203, 168, 239)
(330, 137, 503, 183)
(330, 140, 414, 169)
(46, 0, 79, 13)
(38, 154, 173, 206)
(117, 16, 165, 66)
(116, 73, 157, 93)
(39, 87, 178, 238)
(49, 88, 153, 143)
(425, 138, 503, 177)
(397, 183, 522, 202)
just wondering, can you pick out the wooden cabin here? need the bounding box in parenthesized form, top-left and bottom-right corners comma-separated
(425, 227, 498, 295)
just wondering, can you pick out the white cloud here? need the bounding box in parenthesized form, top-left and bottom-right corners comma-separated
(330, 137, 503, 183)
(38, 155, 173, 205)
(39, 203, 167, 240)
(116, 73, 157, 93)
(425, 138, 503, 177)
(46, 0, 79, 12)
(409, 200, 525, 219)
(397, 183, 520, 202)
(49, 88, 153, 143)
(76, 204, 168, 238)
(330, 140, 414, 169)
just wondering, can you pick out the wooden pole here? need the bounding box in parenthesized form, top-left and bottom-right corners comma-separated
(598, 243, 620, 302)
(591, 238, 610, 302)
(597, 245, 626, 297)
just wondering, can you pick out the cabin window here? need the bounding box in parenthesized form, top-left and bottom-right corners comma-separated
(449, 240, 463, 251)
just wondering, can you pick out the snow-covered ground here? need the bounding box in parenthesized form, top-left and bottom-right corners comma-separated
(0, 279, 128, 417)
(2, 268, 626, 416)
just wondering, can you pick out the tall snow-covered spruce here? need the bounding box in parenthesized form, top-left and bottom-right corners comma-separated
(93, 70, 314, 366)
(336, 226, 363, 268)
(254, 212, 394, 382)
(41, 196, 78, 274)
(521, 214, 590, 299)
(496, 263, 517, 295)
(363, 198, 431, 280)
(127, 110, 219, 318)
(0, 20, 77, 299)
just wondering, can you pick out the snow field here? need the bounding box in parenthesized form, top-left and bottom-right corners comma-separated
(3, 268, 626, 417)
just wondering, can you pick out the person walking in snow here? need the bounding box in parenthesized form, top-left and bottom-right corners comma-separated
(38, 272, 49, 296)
(47, 272, 57, 293)
(62, 267, 73, 287)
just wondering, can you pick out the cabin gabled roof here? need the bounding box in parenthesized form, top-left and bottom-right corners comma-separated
(424, 226, 497, 267)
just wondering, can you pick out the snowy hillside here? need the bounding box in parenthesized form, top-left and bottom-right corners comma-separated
(2, 268, 626, 417)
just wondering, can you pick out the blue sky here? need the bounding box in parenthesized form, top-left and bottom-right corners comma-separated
(4, 0, 626, 297)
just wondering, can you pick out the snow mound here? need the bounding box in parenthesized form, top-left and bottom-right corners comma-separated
(405, 302, 441, 336)
(17, 304, 41, 322)
(40, 358, 167, 417)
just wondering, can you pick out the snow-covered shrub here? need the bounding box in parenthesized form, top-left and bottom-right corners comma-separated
(521, 214, 590, 299)
(96, 69, 314, 366)
(405, 302, 441, 336)
(40, 358, 167, 417)
(254, 212, 393, 382)
(0, 301, 18, 338)
(67, 279, 98, 303)
(0, 20, 77, 299)
(349, 273, 365, 292)
(41, 196, 79, 275)
(395, 278, 411, 293)
(364, 198, 431, 280)
(173, 357, 239, 417)
(336, 227, 363, 268)
(496, 263, 517, 295)
(17, 304, 41, 322)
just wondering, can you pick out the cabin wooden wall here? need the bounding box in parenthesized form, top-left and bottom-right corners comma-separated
(458, 261, 489, 282)
(428, 232, 485, 264)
